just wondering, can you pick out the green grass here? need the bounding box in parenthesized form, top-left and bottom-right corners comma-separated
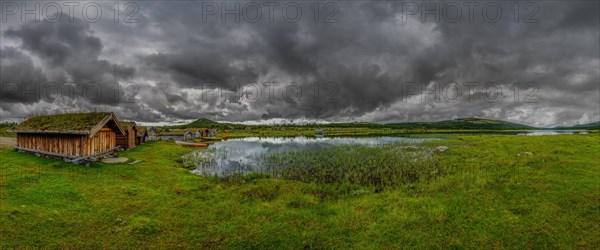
(1, 135, 599, 248)
(0, 122, 16, 137)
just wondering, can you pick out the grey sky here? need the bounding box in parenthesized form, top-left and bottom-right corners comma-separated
(1, 1, 598, 126)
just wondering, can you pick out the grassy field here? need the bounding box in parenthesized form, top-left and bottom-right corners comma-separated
(1, 134, 599, 248)
(0, 123, 15, 137)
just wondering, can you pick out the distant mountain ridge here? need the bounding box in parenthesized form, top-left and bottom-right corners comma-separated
(559, 121, 600, 129)
(386, 118, 535, 130)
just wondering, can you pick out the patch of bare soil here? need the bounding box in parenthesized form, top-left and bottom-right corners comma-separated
(101, 157, 129, 164)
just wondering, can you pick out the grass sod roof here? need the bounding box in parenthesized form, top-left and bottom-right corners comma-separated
(136, 126, 147, 137)
(119, 121, 136, 128)
(13, 112, 120, 134)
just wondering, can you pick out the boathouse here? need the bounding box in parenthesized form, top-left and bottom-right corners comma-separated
(12, 112, 126, 159)
(146, 127, 159, 141)
(195, 128, 209, 138)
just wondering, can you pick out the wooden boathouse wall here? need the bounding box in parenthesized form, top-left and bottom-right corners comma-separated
(128, 126, 136, 148)
(17, 133, 85, 157)
(87, 127, 117, 155)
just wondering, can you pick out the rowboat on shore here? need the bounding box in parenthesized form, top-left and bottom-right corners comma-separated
(175, 140, 208, 147)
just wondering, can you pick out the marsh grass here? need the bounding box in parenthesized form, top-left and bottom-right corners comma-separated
(260, 143, 442, 189)
(184, 142, 444, 190)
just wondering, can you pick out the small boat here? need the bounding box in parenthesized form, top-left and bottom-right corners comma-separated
(175, 140, 208, 147)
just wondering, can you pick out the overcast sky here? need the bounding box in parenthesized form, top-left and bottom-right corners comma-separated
(1, 1, 598, 126)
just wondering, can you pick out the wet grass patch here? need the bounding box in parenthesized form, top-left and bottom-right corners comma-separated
(260, 143, 443, 189)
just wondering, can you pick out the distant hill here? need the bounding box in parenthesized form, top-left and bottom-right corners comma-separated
(386, 118, 535, 130)
(181, 118, 220, 128)
(562, 121, 600, 129)
(175, 118, 246, 129)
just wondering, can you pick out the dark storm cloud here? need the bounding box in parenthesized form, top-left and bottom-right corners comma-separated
(0, 47, 47, 103)
(144, 50, 265, 89)
(5, 18, 102, 64)
(133, 1, 443, 121)
(1, 1, 598, 126)
(3, 15, 135, 105)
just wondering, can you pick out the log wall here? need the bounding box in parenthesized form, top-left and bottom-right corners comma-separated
(16, 126, 117, 157)
(16, 133, 84, 157)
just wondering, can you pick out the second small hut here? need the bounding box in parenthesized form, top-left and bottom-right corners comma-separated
(117, 121, 138, 150)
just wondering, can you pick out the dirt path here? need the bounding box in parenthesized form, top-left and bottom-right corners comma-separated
(0, 137, 16, 147)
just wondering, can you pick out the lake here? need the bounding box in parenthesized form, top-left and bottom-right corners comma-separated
(517, 130, 586, 136)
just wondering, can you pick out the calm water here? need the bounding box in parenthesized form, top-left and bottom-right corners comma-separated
(185, 136, 431, 176)
(518, 130, 586, 136)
